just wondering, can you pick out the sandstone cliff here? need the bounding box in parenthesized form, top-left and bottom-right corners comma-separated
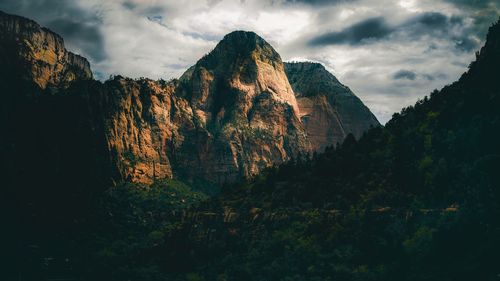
(285, 62, 379, 151)
(96, 31, 311, 185)
(96, 77, 179, 183)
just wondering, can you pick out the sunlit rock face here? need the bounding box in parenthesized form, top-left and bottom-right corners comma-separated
(0, 11, 92, 90)
(83, 31, 312, 185)
(95, 78, 179, 184)
(0, 10, 379, 187)
(285, 62, 380, 152)
(172, 31, 310, 184)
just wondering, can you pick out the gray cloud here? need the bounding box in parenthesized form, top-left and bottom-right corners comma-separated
(309, 17, 392, 46)
(309, 11, 480, 52)
(444, 0, 494, 8)
(453, 36, 479, 52)
(122, 2, 167, 17)
(48, 18, 106, 62)
(0, 0, 106, 62)
(283, 0, 356, 6)
(444, 0, 500, 38)
(392, 70, 447, 82)
(405, 12, 480, 52)
(411, 12, 448, 28)
(122, 1, 137, 10)
(423, 73, 448, 81)
(393, 70, 417, 81)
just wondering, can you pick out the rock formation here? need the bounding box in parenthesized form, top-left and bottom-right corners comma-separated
(92, 31, 311, 185)
(0, 11, 379, 187)
(172, 31, 310, 183)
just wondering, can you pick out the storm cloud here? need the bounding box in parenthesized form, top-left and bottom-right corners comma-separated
(309, 17, 393, 46)
(309, 11, 480, 52)
(394, 70, 417, 81)
(0, 0, 106, 63)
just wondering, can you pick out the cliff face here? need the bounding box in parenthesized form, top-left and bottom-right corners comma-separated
(1, 11, 379, 187)
(97, 78, 180, 183)
(172, 31, 310, 183)
(98, 31, 311, 185)
(285, 62, 380, 151)
(0, 11, 92, 90)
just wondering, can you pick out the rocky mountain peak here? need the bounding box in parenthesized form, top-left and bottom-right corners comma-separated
(222, 30, 268, 45)
(168, 31, 310, 183)
(179, 30, 300, 119)
(200, 31, 282, 68)
(0, 10, 92, 90)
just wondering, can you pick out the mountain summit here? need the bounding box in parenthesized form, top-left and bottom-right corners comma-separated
(180, 30, 300, 115)
(202, 31, 282, 66)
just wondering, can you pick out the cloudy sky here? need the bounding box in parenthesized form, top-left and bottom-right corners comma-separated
(1, 0, 499, 123)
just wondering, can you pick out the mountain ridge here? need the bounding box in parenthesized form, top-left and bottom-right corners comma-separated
(0, 10, 379, 187)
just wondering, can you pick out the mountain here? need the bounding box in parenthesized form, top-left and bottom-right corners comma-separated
(285, 62, 379, 151)
(0, 11, 378, 188)
(3, 9, 500, 281)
